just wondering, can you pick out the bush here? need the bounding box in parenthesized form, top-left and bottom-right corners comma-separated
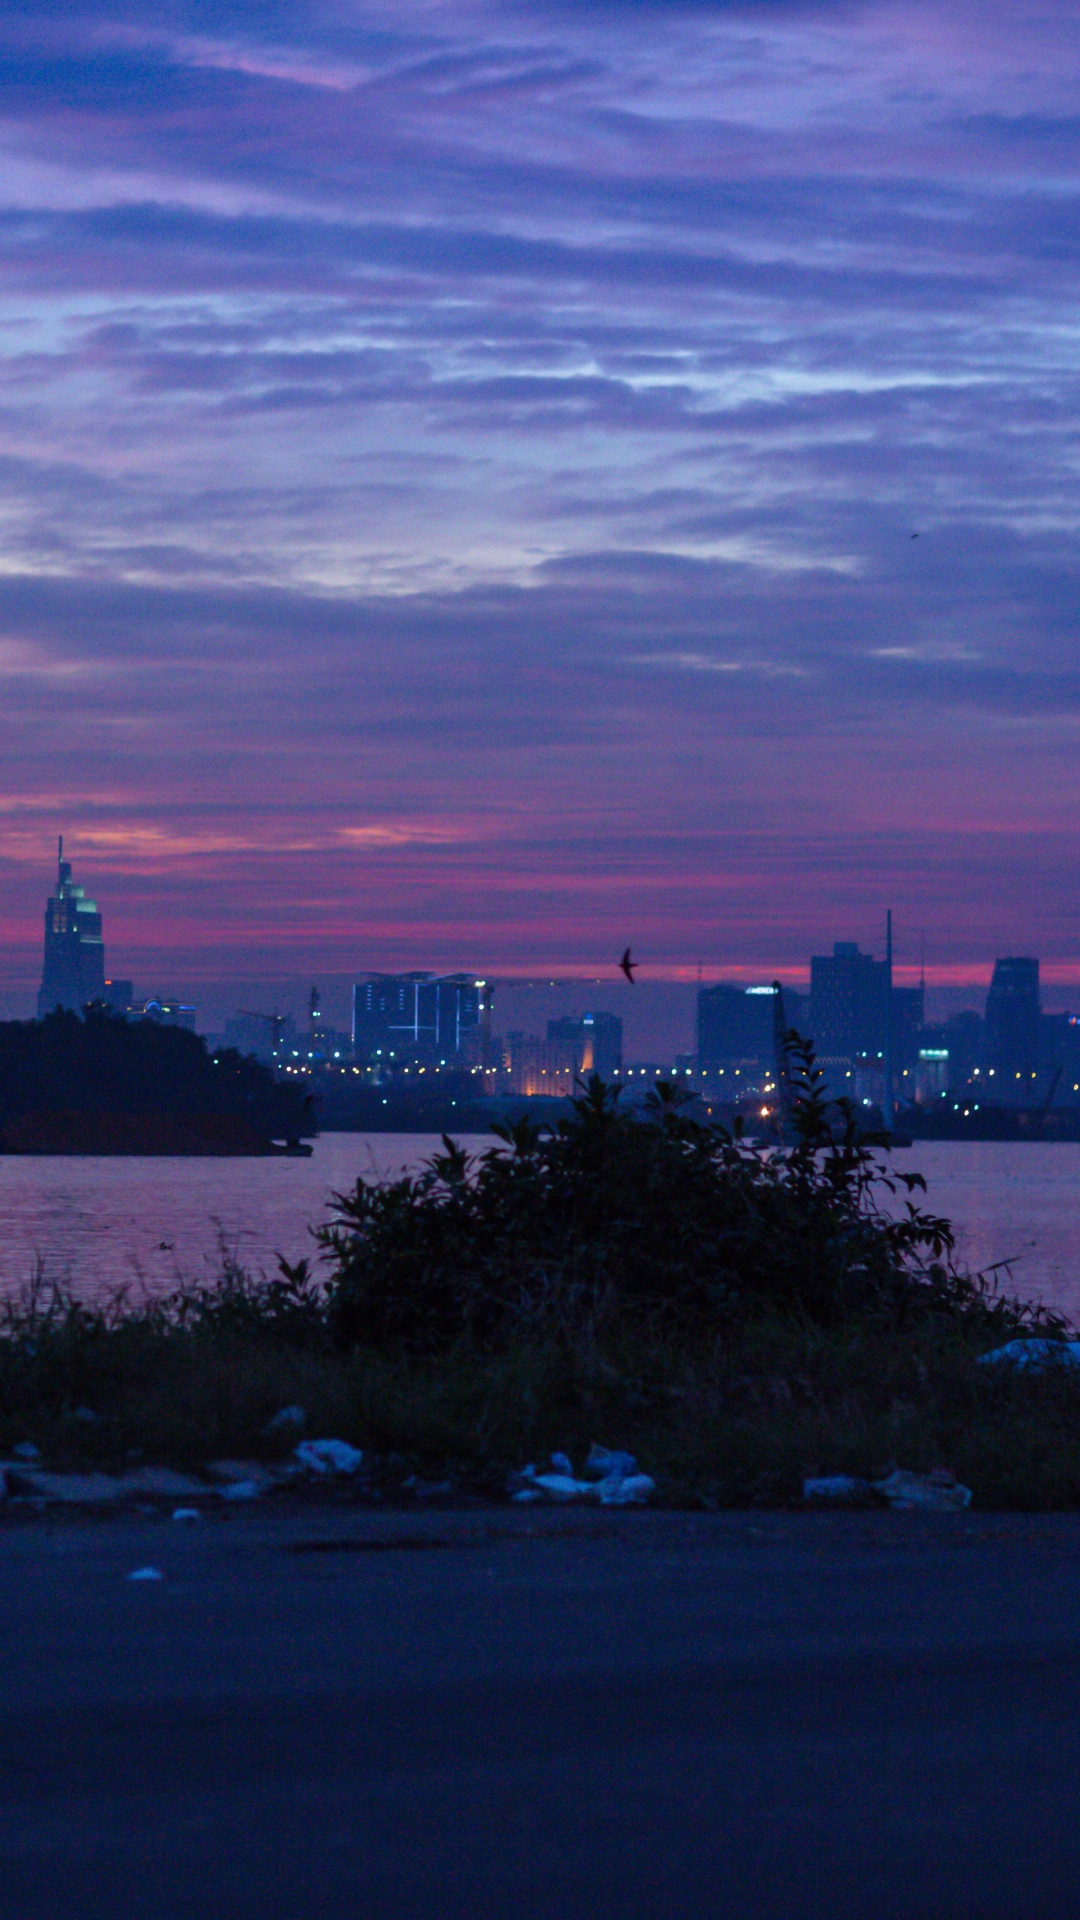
(319, 1037, 1041, 1356)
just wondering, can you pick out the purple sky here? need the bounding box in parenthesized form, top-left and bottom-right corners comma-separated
(2, 0, 1080, 1014)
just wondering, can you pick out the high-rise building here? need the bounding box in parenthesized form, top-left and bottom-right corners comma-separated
(352, 973, 490, 1065)
(545, 1012, 623, 1081)
(986, 958, 1041, 1095)
(103, 979, 133, 1016)
(909, 1010, 983, 1102)
(37, 838, 106, 1017)
(503, 1030, 577, 1097)
(892, 986, 925, 1073)
(946, 1010, 985, 1084)
(807, 941, 923, 1101)
(581, 1012, 622, 1080)
(809, 943, 888, 1062)
(696, 983, 781, 1090)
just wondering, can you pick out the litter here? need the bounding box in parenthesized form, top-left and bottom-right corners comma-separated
(265, 1405, 307, 1435)
(508, 1446, 655, 1505)
(598, 1473, 656, 1505)
(206, 1459, 273, 1489)
(218, 1479, 261, 1502)
(533, 1472, 595, 1500)
(804, 1468, 972, 1511)
(294, 1439, 364, 1476)
(584, 1445, 638, 1481)
(12, 1442, 40, 1461)
(127, 1566, 164, 1582)
(872, 1468, 972, 1512)
(803, 1475, 872, 1505)
(978, 1339, 1080, 1371)
(587, 1447, 655, 1503)
(172, 1508, 201, 1522)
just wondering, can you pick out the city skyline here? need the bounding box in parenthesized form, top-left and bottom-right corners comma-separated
(1, 1, 1079, 990)
(29, 838, 1080, 1109)
(24, 837, 1080, 1055)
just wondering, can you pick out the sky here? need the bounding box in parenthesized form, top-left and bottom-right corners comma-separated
(2, 0, 1080, 1017)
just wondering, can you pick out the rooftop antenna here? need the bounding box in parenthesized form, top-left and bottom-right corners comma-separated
(57, 834, 63, 882)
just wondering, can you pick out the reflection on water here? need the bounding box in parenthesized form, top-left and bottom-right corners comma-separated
(0, 1134, 491, 1303)
(890, 1142, 1080, 1328)
(0, 1133, 1076, 1330)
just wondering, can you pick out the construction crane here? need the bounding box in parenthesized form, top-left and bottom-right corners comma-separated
(238, 1009, 289, 1049)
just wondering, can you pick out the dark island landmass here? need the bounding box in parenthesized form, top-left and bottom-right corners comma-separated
(0, 1008, 314, 1155)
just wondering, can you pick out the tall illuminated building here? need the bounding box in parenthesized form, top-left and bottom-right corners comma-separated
(37, 838, 107, 1017)
(352, 972, 489, 1065)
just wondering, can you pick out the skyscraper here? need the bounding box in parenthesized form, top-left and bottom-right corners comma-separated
(546, 1012, 623, 1080)
(696, 984, 777, 1082)
(809, 943, 889, 1062)
(352, 972, 490, 1064)
(985, 957, 1041, 1093)
(37, 838, 106, 1017)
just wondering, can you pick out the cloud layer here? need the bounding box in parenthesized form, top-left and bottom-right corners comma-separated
(1, 0, 1079, 1002)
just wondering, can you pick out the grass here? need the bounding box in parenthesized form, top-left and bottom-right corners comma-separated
(3, 1263, 1080, 1509)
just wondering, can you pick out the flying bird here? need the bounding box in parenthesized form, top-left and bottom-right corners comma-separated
(619, 947, 638, 985)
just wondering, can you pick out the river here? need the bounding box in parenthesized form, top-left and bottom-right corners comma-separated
(0, 1134, 1076, 1326)
(0, 1135, 491, 1307)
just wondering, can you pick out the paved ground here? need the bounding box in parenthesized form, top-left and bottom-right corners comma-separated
(3, 1502, 1080, 1917)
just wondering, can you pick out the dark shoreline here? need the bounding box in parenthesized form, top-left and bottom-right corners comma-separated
(0, 1112, 314, 1155)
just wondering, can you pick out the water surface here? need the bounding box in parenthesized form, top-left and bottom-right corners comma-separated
(0, 1134, 489, 1303)
(890, 1141, 1080, 1324)
(0, 1134, 1076, 1327)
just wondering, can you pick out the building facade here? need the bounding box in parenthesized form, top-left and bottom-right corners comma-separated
(985, 958, 1041, 1097)
(545, 1012, 623, 1082)
(696, 983, 783, 1093)
(37, 839, 106, 1017)
(807, 942, 923, 1101)
(809, 943, 888, 1062)
(352, 973, 490, 1065)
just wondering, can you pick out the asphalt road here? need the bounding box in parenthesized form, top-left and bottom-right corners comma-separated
(2, 1503, 1080, 1918)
